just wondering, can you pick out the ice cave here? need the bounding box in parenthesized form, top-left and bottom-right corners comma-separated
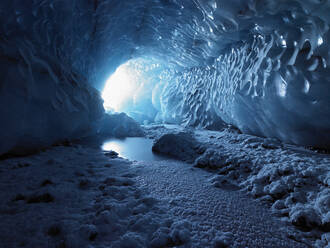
(0, 1, 330, 247)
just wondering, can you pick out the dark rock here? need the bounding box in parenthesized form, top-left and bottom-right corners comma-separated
(152, 132, 202, 163)
(13, 194, 25, 201)
(104, 151, 118, 158)
(47, 224, 61, 236)
(79, 179, 90, 189)
(41, 179, 53, 187)
(89, 231, 98, 241)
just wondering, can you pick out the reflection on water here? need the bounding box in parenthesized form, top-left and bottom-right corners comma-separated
(102, 142, 123, 154)
(102, 137, 168, 161)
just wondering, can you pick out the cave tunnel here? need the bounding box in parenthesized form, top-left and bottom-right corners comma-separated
(0, 1, 330, 247)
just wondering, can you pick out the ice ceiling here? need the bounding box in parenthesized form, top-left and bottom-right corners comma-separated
(1, 0, 330, 155)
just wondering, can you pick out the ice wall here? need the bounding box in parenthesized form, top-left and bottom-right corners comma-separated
(152, 0, 330, 147)
(0, 1, 105, 155)
(1, 0, 330, 151)
(158, 32, 330, 147)
(0, 41, 104, 155)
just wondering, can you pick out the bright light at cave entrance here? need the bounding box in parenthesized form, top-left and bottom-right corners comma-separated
(102, 63, 138, 112)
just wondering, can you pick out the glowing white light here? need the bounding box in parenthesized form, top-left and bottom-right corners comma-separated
(318, 37, 323, 46)
(280, 35, 287, 47)
(102, 63, 138, 112)
(102, 140, 122, 153)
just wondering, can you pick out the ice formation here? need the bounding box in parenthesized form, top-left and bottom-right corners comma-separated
(98, 113, 144, 138)
(1, 0, 330, 154)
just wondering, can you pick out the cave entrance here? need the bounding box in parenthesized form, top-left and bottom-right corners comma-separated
(102, 61, 140, 113)
(101, 59, 162, 124)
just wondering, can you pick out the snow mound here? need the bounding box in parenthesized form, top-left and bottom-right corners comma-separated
(194, 148, 229, 170)
(98, 113, 144, 138)
(152, 132, 204, 162)
(200, 145, 329, 240)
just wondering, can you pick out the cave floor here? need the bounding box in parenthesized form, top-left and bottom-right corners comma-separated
(133, 159, 305, 247)
(0, 125, 328, 247)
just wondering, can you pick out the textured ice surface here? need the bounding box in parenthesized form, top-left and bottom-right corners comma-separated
(1, 0, 330, 148)
(0, 48, 104, 155)
(0, 1, 105, 155)
(158, 33, 330, 147)
(149, 124, 330, 246)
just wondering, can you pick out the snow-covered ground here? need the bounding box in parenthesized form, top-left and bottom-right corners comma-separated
(0, 125, 328, 247)
(147, 124, 330, 247)
(0, 146, 174, 248)
(133, 159, 306, 247)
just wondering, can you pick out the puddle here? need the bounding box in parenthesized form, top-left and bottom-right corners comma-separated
(102, 137, 168, 161)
